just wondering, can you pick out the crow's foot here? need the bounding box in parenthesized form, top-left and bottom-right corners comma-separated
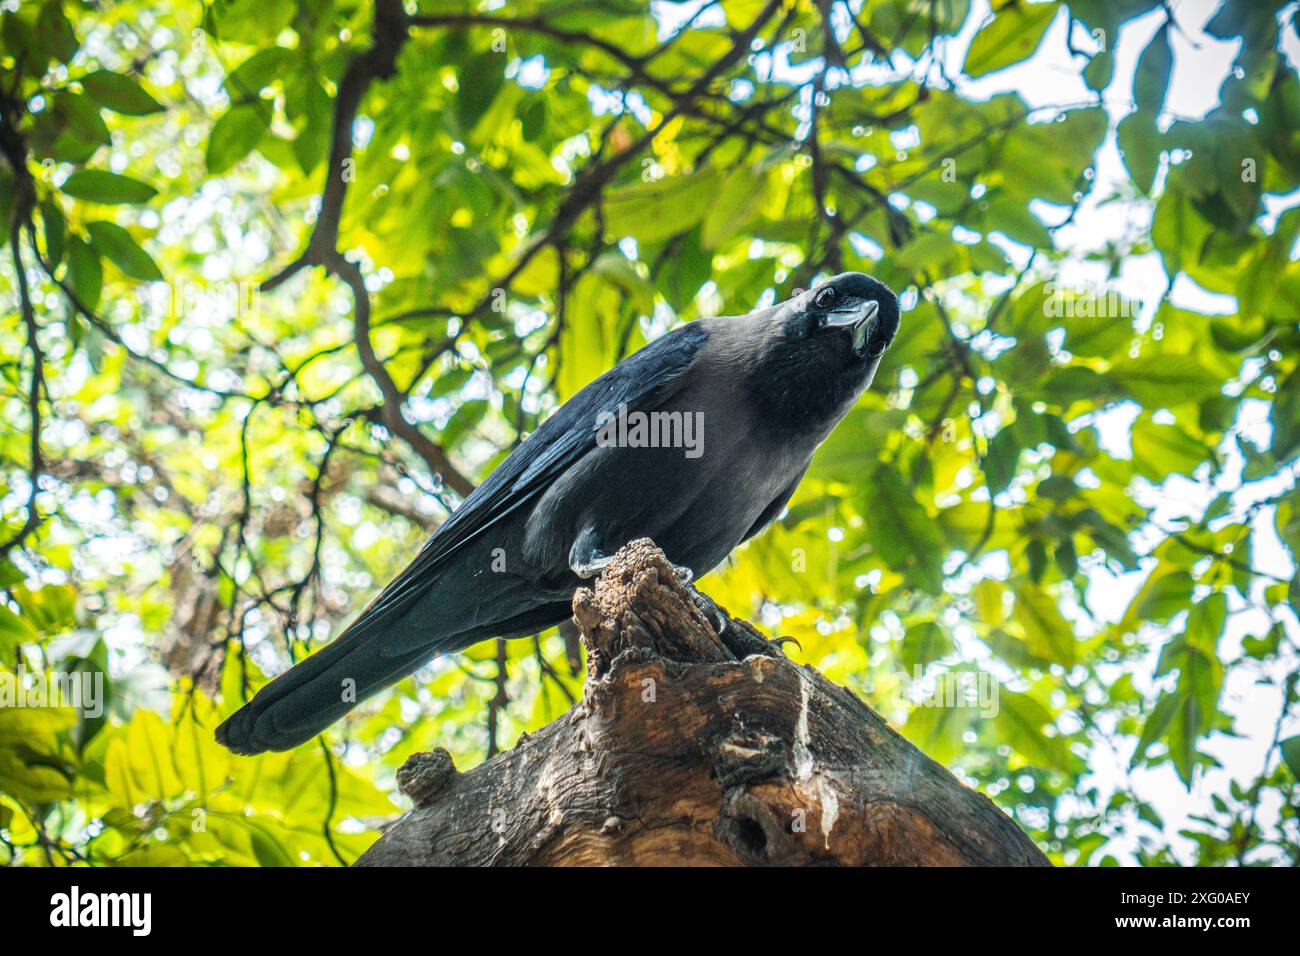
(686, 587, 794, 660)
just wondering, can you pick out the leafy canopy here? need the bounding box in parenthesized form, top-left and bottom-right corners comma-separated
(0, 0, 1298, 866)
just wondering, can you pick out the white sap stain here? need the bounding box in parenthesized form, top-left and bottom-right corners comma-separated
(818, 781, 839, 849)
(794, 669, 813, 777)
(793, 668, 839, 849)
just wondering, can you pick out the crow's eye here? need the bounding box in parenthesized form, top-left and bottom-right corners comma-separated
(814, 287, 836, 309)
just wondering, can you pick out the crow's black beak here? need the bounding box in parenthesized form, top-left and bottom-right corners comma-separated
(823, 298, 883, 356)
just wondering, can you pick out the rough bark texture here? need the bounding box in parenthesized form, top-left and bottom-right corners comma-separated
(357, 539, 1049, 867)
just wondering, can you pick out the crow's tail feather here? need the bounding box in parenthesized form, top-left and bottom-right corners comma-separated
(214, 621, 433, 756)
(215, 596, 576, 755)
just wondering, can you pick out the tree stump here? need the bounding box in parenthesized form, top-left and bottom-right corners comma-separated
(356, 539, 1049, 866)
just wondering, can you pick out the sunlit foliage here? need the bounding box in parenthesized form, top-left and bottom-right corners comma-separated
(1, 0, 1297, 866)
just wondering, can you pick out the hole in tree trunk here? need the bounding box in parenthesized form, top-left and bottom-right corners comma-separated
(733, 816, 768, 860)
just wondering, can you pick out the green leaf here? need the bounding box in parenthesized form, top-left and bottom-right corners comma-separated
(702, 166, 771, 250)
(80, 70, 164, 115)
(0, 706, 79, 739)
(1108, 355, 1221, 407)
(1000, 109, 1106, 204)
(1241, 623, 1282, 660)
(1134, 691, 1179, 765)
(1183, 592, 1227, 654)
(1013, 583, 1076, 665)
(36, 0, 79, 64)
(996, 690, 1073, 771)
(1038, 475, 1078, 500)
(208, 0, 295, 44)
(0, 561, 23, 588)
(964, 3, 1057, 78)
(225, 47, 295, 97)
(1133, 24, 1172, 116)
(122, 710, 183, 800)
(1027, 537, 1047, 582)
(1117, 111, 1160, 194)
(1078, 510, 1139, 568)
(61, 170, 158, 205)
(1151, 174, 1211, 276)
(441, 398, 489, 447)
(1133, 569, 1194, 624)
(662, 228, 710, 311)
(902, 699, 973, 766)
(40, 199, 65, 268)
(206, 104, 268, 174)
(247, 822, 295, 867)
(457, 51, 506, 134)
(1146, 596, 1226, 785)
(864, 464, 946, 593)
(1131, 419, 1212, 481)
(15, 583, 76, 634)
(50, 91, 111, 157)
(3, 9, 44, 74)
(1271, 368, 1300, 461)
(985, 629, 1044, 668)
(520, 98, 546, 141)
(604, 169, 722, 245)
(984, 427, 1020, 496)
(1058, 307, 1135, 358)
(1083, 49, 1114, 91)
(1281, 736, 1300, 780)
(173, 707, 229, 802)
(86, 221, 164, 282)
(973, 579, 1007, 626)
(1156, 640, 1222, 785)
(65, 234, 102, 310)
(900, 621, 955, 672)
(1055, 537, 1078, 578)
(0, 604, 38, 651)
(983, 191, 1054, 248)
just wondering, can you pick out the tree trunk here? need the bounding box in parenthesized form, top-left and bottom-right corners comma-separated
(356, 540, 1049, 866)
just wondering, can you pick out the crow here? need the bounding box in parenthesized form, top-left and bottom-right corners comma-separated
(216, 272, 900, 754)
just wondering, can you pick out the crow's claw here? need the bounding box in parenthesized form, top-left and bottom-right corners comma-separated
(686, 586, 790, 660)
(686, 587, 724, 631)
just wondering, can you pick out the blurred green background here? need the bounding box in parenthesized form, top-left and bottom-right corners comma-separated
(1, 0, 1298, 865)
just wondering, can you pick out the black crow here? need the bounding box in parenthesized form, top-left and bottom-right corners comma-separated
(216, 272, 900, 754)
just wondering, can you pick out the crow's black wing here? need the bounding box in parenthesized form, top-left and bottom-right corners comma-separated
(344, 320, 710, 641)
(215, 322, 713, 754)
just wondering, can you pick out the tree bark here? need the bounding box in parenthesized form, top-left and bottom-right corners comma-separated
(356, 540, 1049, 866)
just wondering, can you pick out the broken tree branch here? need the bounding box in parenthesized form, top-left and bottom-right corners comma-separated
(357, 540, 1049, 867)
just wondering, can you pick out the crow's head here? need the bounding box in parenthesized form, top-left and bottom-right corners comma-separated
(779, 272, 901, 365)
(748, 272, 900, 435)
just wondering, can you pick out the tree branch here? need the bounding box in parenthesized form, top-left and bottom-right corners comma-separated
(358, 540, 1049, 867)
(0, 92, 45, 562)
(258, 0, 475, 497)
